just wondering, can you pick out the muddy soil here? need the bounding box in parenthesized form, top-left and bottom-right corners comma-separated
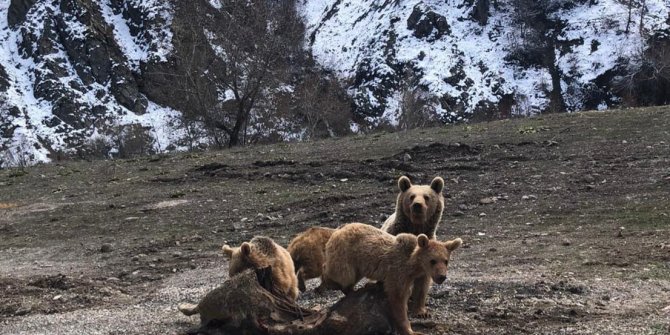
(1, 107, 669, 334)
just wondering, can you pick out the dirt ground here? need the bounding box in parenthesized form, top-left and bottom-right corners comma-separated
(1, 107, 669, 335)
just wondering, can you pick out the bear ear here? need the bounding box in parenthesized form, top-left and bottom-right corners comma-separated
(222, 245, 234, 258)
(445, 238, 463, 251)
(430, 177, 445, 194)
(398, 176, 412, 192)
(241, 242, 252, 256)
(417, 234, 430, 248)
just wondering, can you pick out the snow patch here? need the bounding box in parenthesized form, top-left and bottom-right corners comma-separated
(99, 0, 147, 70)
(208, 0, 223, 10)
(99, 0, 174, 70)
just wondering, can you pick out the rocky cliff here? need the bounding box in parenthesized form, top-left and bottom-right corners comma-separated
(301, 0, 670, 126)
(1, 0, 179, 164)
(1, 0, 669, 166)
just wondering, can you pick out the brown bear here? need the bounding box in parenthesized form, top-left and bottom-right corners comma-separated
(381, 175, 445, 317)
(221, 236, 299, 301)
(321, 223, 462, 335)
(381, 176, 445, 238)
(287, 226, 336, 292)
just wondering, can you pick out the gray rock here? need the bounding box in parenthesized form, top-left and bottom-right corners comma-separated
(480, 197, 496, 204)
(407, 4, 451, 40)
(8, 0, 37, 27)
(14, 305, 31, 316)
(100, 243, 113, 253)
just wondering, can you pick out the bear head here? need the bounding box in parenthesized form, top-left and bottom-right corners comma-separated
(222, 242, 263, 277)
(397, 176, 445, 226)
(415, 234, 462, 284)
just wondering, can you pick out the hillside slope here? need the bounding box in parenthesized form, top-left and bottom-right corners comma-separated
(1, 107, 669, 334)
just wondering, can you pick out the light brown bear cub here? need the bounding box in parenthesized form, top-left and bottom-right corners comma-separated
(178, 237, 298, 317)
(221, 236, 299, 301)
(322, 223, 462, 335)
(287, 227, 335, 292)
(381, 175, 446, 317)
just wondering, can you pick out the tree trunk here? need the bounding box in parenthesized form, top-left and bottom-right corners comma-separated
(625, 0, 633, 34)
(227, 104, 247, 148)
(179, 268, 430, 335)
(545, 40, 566, 113)
(639, 0, 646, 35)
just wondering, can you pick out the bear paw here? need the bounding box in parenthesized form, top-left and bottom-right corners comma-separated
(411, 307, 432, 319)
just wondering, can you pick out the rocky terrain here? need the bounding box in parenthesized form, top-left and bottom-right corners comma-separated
(1, 107, 669, 334)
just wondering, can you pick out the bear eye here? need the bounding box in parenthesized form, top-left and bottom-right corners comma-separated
(410, 194, 416, 201)
(423, 195, 429, 201)
(430, 259, 437, 265)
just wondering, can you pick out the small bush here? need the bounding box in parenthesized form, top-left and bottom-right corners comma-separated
(110, 124, 156, 159)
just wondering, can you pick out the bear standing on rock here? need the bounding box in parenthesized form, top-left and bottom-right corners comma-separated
(381, 175, 446, 318)
(321, 223, 462, 335)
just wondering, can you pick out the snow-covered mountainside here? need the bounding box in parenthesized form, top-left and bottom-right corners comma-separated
(301, 0, 670, 125)
(0, 0, 184, 165)
(1, 0, 669, 166)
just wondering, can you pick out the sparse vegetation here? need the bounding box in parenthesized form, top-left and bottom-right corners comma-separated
(1, 107, 668, 334)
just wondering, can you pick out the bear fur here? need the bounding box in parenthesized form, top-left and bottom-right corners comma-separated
(381, 175, 446, 317)
(321, 223, 462, 335)
(177, 268, 276, 328)
(381, 176, 445, 239)
(287, 226, 336, 292)
(221, 236, 299, 301)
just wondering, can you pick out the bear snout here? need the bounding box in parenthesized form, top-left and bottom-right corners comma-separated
(434, 274, 447, 284)
(411, 202, 425, 213)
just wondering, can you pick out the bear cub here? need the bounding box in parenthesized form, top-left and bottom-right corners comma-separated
(221, 236, 299, 301)
(321, 223, 462, 335)
(287, 226, 336, 292)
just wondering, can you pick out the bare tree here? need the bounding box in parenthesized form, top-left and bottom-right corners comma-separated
(294, 70, 353, 139)
(625, 0, 634, 34)
(615, 39, 670, 106)
(507, 0, 567, 113)
(397, 69, 440, 130)
(638, 0, 646, 34)
(165, 0, 304, 147)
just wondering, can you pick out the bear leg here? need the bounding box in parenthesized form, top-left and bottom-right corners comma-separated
(385, 283, 426, 335)
(409, 275, 432, 318)
(314, 279, 327, 295)
(297, 268, 307, 292)
(320, 276, 345, 291)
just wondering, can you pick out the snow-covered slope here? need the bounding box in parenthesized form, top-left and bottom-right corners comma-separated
(1, 0, 669, 166)
(0, 0, 184, 166)
(300, 0, 670, 125)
